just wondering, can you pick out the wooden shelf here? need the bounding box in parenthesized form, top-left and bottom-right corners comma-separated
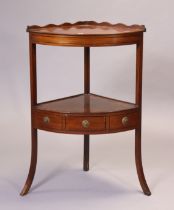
(35, 93, 138, 114)
(33, 94, 139, 134)
(27, 21, 146, 36)
(27, 21, 145, 47)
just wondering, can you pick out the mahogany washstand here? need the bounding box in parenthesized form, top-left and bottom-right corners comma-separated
(20, 21, 151, 196)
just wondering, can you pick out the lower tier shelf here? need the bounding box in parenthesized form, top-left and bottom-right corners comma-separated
(33, 93, 140, 134)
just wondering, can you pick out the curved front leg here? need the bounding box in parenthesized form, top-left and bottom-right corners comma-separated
(135, 128, 151, 196)
(20, 128, 37, 196)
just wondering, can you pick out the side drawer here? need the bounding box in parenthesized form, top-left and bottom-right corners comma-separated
(66, 116, 106, 132)
(33, 110, 62, 132)
(109, 112, 139, 131)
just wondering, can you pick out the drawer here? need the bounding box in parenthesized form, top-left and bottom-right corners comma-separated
(33, 111, 62, 131)
(109, 112, 139, 131)
(66, 116, 106, 132)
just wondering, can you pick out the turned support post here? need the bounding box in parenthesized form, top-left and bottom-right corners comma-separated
(83, 47, 90, 171)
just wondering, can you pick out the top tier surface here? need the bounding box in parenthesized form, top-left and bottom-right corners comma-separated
(27, 21, 145, 46)
(27, 21, 146, 36)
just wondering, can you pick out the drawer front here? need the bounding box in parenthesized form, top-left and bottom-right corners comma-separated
(33, 111, 62, 131)
(66, 116, 106, 132)
(109, 112, 139, 131)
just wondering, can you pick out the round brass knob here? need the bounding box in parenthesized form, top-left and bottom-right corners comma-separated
(122, 116, 129, 126)
(43, 116, 50, 123)
(82, 120, 90, 128)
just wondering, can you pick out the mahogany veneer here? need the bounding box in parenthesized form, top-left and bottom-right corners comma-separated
(20, 21, 151, 196)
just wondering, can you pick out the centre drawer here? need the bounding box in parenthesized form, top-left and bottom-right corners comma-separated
(66, 116, 106, 132)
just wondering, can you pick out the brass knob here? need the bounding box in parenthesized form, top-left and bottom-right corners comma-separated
(43, 116, 50, 123)
(122, 116, 129, 126)
(82, 120, 90, 128)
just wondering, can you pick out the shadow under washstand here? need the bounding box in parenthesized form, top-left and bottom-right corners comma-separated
(30, 167, 139, 199)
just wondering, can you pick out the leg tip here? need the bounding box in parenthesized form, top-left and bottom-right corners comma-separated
(20, 191, 26, 196)
(20, 185, 29, 196)
(144, 190, 151, 196)
(83, 164, 89, 171)
(83, 167, 89, 171)
(83, 162, 89, 171)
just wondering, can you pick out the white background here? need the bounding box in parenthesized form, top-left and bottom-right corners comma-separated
(0, 0, 174, 209)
